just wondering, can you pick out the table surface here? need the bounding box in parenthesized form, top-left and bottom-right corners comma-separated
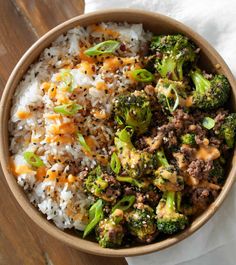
(0, 1, 128, 264)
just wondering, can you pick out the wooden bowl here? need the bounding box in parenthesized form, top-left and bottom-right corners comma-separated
(0, 9, 235, 257)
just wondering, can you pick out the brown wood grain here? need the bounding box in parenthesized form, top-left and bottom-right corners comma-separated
(12, 0, 85, 37)
(0, 1, 127, 264)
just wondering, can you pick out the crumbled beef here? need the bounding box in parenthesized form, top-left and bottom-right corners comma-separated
(191, 187, 219, 212)
(187, 159, 213, 180)
(143, 190, 161, 207)
(144, 85, 155, 96)
(124, 186, 136, 196)
(213, 108, 228, 133)
(193, 125, 207, 144)
(180, 145, 197, 161)
(209, 137, 222, 148)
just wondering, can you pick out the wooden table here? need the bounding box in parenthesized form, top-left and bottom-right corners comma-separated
(0, 1, 127, 264)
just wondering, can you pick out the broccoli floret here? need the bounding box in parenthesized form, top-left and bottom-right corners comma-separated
(115, 128, 157, 179)
(150, 34, 197, 81)
(153, 149, 184, 192)
(155, 78, 188, 112)
(181, 133, 196, 146)
(97, 209, 124, 248)
(219, 113, 236, 148)
(190, 69, 230, 110)
(85, 166, 120, 202)
(156, 191, 188, 234)
(209, 159, 225, 185)
(114, 90, 152, 135)
(126, 204, 157, 242)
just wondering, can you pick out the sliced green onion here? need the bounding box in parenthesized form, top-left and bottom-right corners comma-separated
(77, 133, 91, 153)
(23, 152, 44, 168)
(115, 115, 124, 125)
(83, 199, 103, 238)
(54, 103, 82, 116)
(131, 69, 154, 83)
(165, 85, 179, 112)
(116, 126, 134, 143)
(110, 153, 121, 174)
(112, 195, 136, 212)
(59, 69, 73, 91)
(116, 176, 143, 188)
(202, 117, 215, 130)
(84, 40, 120, 56)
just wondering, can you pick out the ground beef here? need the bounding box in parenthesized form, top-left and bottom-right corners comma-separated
(187, 159, 213, 180)
(180, 145, 197, 161)
(191, 187, 219, 211)
(213, 108, 228, 133)
(193, 125, 207, 144)
(209, 137, 222, 148)
(144, 85, 155, 96)
(166, 131, 178, 148)
(157, 109, 194, 147)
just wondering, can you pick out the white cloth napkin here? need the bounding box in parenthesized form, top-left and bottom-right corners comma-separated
(85, 1, 236, 264)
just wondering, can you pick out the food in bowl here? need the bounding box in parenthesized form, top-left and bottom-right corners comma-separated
(9, 22, 236, 248)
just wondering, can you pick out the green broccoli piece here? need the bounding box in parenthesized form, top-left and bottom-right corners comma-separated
(209, 159, 225, 185)
(85, 166, 120, 202)
(150, 34, 197, 81)
(181, 133, 196, 146)
(153, 149, 184, 192)
(155, 78, 188, 112)
(115, 127, 157, 179)
(114, 90, 152, 135)
(219, 113, 236, 148)
(156, 191, 188, 234)
(190, 69, 230, 110)
(96, 209, 124, 248)
(126, 204, 157, 242)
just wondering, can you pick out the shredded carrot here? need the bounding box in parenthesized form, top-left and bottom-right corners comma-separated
(36, 166, 47, 182)
(90, 25, 119, 38)
(48, 85, 57, 99)
(79, 50, 96, 63)
(92, 109, 108, 120)
(79, 61, 95, 76)
(59, 122, 76, 134)
(96, 81, 107, 91)
(44, 113, 61, 120)
(41, 82, 51, 92)
(46, 169, 58, 181)
(68, 174, 75, 183)
(84, 135, 96, 151)
(14, 165, 34, 176)
(16, 110, 31, 120)
(102, 57, 121, 72)
(45, 135, 73, 144)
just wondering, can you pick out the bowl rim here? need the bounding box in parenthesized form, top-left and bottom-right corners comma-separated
(0, 8, 236, 257)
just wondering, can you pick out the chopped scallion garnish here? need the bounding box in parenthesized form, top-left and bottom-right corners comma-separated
(84, 40, 120, 56)
(77, 133, 91, 153)
(110, 152, 121, 174)
(202, 117, 215, 129)
(131, 69, 154, 82)
(54, 103, 82, 116)
(23, 152, 44, 168)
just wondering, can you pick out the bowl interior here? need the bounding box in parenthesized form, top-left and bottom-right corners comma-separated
(0, 9, 236, 257)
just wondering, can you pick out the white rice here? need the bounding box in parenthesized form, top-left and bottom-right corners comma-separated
(9, 22, 152, 231)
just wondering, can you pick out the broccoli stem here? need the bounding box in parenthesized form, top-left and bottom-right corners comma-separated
(166, 191, 175, 212)
(190, 70, 210, 94)
(176, 60, 184, 81)
(160, 57, 178, 80)
(156, 149, 169, 167)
